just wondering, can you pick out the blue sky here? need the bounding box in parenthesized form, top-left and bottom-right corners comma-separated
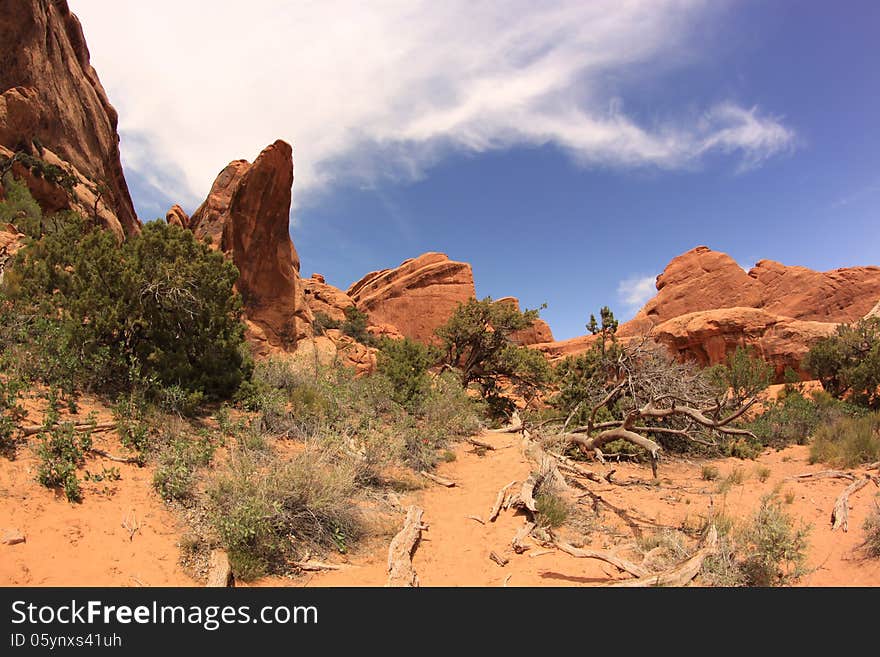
(70, 1, 879, 341)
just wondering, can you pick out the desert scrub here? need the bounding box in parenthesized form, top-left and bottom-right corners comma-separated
(535, 491, 569, 529)
(701, 464, 720, 481)
(153, 430, 216, 503)
(35, 420, 95, 503)
(0, 376, 25, 458)
(747, 389, 861, 448)
(701, 495, 810, 587)
(809, 413, 880, 468)
(863, 497, 880, 558)
(716, 467, 746, 494)
(756, 465, 772, 482)
(207, 448, 363, 581)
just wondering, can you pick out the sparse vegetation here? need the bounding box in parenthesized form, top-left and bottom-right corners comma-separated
(756, 465, 771, 482)
(153, 428, 217, 503)
(716, 467, 746, 494)
(863, 497, 880, 558)
(809, 413, 880, 468)
(34, 408, 96, 503)
(701, 495, 810, 586)
(535, 491, 569, 529)
(207, 447, 362, 580)
(701, 464, 720, 481)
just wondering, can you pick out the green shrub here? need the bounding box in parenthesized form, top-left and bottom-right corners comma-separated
(312, 312, 341, 335)
(805, 318, 880, 409)
(0, 376, 25, 458)
(535, 492, 569, 529)
(377, 337, 438, 408)
(756, 465, 772, 482)
(701, 464, 720, 481)
(863, 497, 880, 559)
(747, 390, 859, 448)
(153, 431, 216, 503)
(809, 413, 880, 468)
(340, 306, 373, 345)
(35, 419, 95, 503)
(1, 215, 249, 402)
(716, 468, 746, 494)
(701, 495, 810, 586)
(207, 448, 362, 580)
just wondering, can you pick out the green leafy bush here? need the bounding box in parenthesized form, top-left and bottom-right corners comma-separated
(377, 337, 438, 408)
(153, 430, 216, 503)
(0, 376, 25, 458)
(805, 318, 880, 409)
(340, 306, 373, 345)
(312, 311, 341, 335)
(747, 389, 860, 448)
(35, 419, 95, 503)
(1, 212, 249, 401)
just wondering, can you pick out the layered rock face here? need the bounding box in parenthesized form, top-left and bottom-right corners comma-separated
(0, 0, 139, 237)
(347, 252, 476, 344)
(537, 246, 880, 380)
(189, 140, 312, 351)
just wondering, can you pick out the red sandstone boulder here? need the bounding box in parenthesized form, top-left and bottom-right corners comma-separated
(0, 1, 139, 236)
(347, 252, 475, 344)
(189, 140, 311, 351)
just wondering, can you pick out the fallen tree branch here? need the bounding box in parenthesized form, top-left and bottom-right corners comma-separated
(21, 422, 116, 437)
(489, 551, 509, 567)
(486, 410, 523, 434)
(607, 526, 718, 587)
(293, 559, 351, 572)
(831, 476, 871, 532)
(512, 521, 536, 554)
(90, 448, 142, 464)
(553, 540, 648, 578)
(420, 470, 455, 488)
(387, 506, 426, 587)
(467, 437, 498, 451)
(789, 470, 856, 483)
(489, 480, 518, 522)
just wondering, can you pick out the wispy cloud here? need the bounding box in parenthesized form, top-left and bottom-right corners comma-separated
(618, 275, 658, 310)
(69, 1, 796, 213)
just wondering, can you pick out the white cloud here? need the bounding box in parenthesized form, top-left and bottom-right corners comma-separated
(618, 275, 658, 309)
(68, 1, 795, 212)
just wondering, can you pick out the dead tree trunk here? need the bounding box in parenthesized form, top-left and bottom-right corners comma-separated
(608, 526, 718, 587)
(831, 476, 871, 532)
(387, 506, 426, 587)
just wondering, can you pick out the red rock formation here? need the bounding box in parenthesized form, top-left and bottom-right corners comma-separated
(537, 246, 880, 381)
(165, 204, 189, 229)
(347, 252, 475, 344)
(0, 0, 139, 236)
(495, 296, 554, 346)
(303, 274, 355, 323)
(652, 308, 837, 380)
(748, 259, 880, 322)
(189, 140, 311, 350)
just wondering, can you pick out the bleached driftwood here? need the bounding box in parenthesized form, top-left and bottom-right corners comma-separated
(206, 549, 233, 587)
(553, 541, 648, 578)
(488, 480, 517, 522)
(831, 476, 871, 532)
(420, 470, 456, 487)
(607, 526, 718, 588)
(387, 506, 426, 587)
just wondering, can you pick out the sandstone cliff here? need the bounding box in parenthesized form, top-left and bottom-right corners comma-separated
(0, 0, 139, 237)
(189, 140, 312, 352)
